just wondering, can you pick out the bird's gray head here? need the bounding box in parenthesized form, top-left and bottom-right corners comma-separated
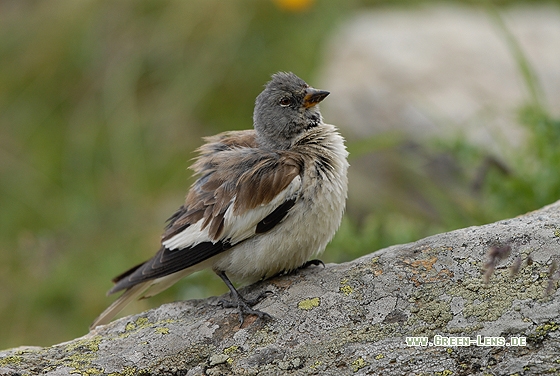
(253, 72, 329, 150)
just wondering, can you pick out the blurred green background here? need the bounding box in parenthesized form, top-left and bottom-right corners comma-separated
(1, 0, 559, 349)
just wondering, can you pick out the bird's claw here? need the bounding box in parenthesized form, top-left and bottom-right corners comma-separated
(219, 290, 273, 326)
(298, 259, 325, 270)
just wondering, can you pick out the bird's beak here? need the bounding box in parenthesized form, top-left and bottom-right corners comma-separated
(303, 88, 330, 108)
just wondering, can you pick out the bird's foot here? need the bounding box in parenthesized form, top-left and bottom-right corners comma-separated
(271, 259, 326, 279)
(215, 270, 272, 326)
(219, 290, 272, 326)
(298, 259, 325, 270)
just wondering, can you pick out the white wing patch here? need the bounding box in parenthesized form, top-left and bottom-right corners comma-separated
(161, 220, 212, 250)
(161, 175, 302, 251)
(223, 175, 301, 244)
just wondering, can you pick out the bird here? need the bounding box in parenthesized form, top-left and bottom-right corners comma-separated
(90, 72, 349, 329)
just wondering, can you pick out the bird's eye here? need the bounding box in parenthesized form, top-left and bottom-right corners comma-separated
(279, 97, 291, 107)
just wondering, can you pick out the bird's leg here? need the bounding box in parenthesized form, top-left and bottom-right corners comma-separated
(216, 270, 272, 326)
(298, 259, 325, 270)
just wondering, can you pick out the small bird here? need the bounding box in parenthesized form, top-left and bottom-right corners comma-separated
(90, 72, 349, 329)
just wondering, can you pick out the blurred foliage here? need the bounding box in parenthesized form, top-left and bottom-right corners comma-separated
(0, 0, 557, 349)
(329, 1, 560, 261)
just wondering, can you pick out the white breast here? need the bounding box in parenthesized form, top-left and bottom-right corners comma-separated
(214, 124, 349, 283)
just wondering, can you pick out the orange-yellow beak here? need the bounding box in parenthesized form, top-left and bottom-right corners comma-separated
(303, 88, 330, 108)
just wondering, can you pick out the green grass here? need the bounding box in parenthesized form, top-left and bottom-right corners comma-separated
(0, 0, 558, 349)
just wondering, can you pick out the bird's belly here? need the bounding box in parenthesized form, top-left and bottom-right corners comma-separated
(214, 178, 347, 283)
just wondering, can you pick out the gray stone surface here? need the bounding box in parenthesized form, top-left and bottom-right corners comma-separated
(1, 200, 560, 375)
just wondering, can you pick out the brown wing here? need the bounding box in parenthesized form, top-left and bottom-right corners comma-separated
(163, 130, 302, 242)
(109, 130, 302, 294)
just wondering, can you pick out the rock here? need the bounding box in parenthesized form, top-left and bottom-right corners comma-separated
(1, 201, 560, 375)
